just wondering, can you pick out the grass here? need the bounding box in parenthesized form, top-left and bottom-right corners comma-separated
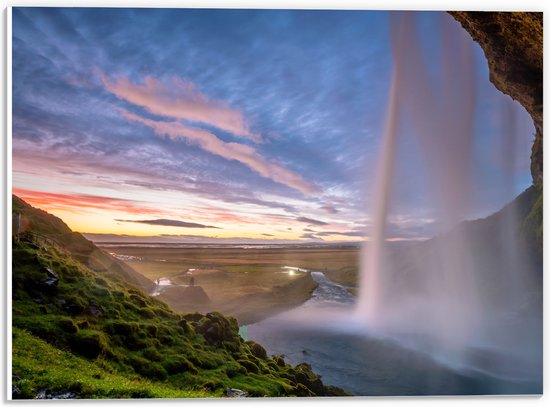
(12, 328, 208, 399)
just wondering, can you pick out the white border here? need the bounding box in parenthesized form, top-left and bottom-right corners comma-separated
(0, 0, 546, 11)
(2, 1, 547, 406)
(4, 5, 13, 403)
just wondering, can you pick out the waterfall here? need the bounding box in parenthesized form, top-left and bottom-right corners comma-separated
(355, 11, 541, 374)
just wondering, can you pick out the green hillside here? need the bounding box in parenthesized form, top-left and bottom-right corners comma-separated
(11, 196, 349, 399)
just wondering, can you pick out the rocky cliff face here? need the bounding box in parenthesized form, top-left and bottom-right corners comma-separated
(449, 12, 543, 188)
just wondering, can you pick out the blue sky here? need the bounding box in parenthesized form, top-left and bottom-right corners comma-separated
(11, 8, 535, 242)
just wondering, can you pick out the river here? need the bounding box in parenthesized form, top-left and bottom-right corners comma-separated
(246, 271, 541, 396)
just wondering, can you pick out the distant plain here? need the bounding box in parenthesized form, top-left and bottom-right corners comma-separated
(100, 244, 360, 325)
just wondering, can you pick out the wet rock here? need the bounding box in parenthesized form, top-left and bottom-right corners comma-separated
(12, 376, 21, 397)
(35, 389, 77, 399)
(42, 267, 58, 279)
(223, 387, 248, 397)
(42, 278, 58, 287)
(293, 363, 325, 396)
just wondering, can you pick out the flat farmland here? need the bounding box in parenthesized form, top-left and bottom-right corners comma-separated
(100, 244, 360, 324)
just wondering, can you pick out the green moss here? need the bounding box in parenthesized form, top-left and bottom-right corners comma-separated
(69, 329, 108, 359)
(162, 355, 198, 375)
(246, 340, 268, 360)
(12, 328, 207, 399)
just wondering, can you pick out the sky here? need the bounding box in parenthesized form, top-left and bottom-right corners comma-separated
(11, 8, 535, 243)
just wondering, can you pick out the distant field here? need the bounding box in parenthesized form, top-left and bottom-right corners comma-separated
(99, 245, 360, 324)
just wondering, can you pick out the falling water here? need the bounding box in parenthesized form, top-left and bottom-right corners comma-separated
(355, 11, 542, 378)
(248, 12, 541, 394)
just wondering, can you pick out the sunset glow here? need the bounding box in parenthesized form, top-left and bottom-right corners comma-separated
(11, 9, 534, 243)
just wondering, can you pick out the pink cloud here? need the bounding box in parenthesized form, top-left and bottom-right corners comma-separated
(121, 110, 318, 195)
(12, 188, 162, 216)
(102, 74, 261, 143)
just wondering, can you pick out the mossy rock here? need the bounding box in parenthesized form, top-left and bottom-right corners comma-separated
(236, 359, 260, 374)
(246, 341, 268, 360)
(292, 363, 325, 396)
(129, 355, 168, 380)
(56, 317, 78, 334)
(223, 361, 246, 378)
(292, 383, 316, 397)
(181, 312, 204, 323)
(68, 329, 107, 359)
(195, 312, 240, 346)
(104, 320, 137, 336)
(162, 355, 198, 375)
(273, 355, 286, 368)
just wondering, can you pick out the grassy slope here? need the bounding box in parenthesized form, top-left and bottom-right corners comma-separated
(11, 196, 349, 399)
(12, 196, 154, 292)
(12, 328, 208, 399)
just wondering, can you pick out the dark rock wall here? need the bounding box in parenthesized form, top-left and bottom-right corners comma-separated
(449, 12, 543, 188)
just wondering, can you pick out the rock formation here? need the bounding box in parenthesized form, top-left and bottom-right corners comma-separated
(449, 12, 543, 187)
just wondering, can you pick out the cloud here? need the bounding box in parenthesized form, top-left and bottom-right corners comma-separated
(320, 204, 339, 214)
(300, 233, 324, 240)
(315, 230, 364, 237)
(115, 218, 220, 229)
(262, 233, 275, 237)
(121, 110, 318, 195)
(12, 188, 161, 215)
(296, 216, 328, 226)
(101, 74, 261, 143)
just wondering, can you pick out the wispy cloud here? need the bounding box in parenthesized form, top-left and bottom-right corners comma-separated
(121, 110, 318, 195)
(101, 74, 261, 143)
(300, 232, 324, 240)
(320, 204, 339, 214)
(315, 230, 364, 237)
(115, 218, 221, 229)
(13, 188, 160, 215)
(296, 216, 328, 226)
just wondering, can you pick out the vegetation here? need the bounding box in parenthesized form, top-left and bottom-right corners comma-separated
(11, 196, 350, 399)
